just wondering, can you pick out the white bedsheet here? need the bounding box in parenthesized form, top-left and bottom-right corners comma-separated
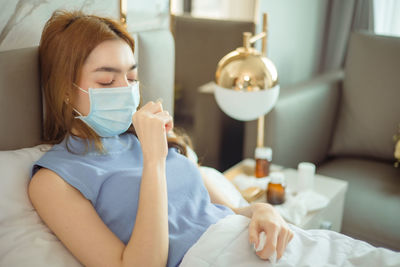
(180, 215, 400, 267)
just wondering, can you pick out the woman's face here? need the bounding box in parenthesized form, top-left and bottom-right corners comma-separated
(71, 39, 137, 116)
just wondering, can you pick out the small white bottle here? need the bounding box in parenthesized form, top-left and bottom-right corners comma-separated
(297, 162, 316, 193)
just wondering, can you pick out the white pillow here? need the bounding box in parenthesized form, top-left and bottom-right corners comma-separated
(199, 166, 249, 209)
(0, 145, 82, 267)
(187, 146, 249, 209)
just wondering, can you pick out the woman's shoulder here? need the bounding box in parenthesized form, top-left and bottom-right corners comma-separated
(34, 137, 86, 167)
(31, 145, 96, 202)
(29, 167, 78, 199)
(31, 136, 115, 204)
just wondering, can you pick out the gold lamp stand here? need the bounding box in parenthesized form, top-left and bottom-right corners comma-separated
(255, 13, 268, 148)
(119, 0, 127, 28)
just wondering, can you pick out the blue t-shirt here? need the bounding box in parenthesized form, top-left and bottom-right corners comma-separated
(31, 133, 233, 267)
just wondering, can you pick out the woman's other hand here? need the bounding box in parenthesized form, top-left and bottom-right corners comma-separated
(132, 101, 173, 162)
(248, 203, 293, 261)
(200, 170, 294, 262)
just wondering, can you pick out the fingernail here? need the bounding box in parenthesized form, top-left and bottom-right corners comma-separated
(156, 98, 163, 103)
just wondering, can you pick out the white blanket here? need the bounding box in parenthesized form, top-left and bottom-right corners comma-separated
(180, 215, 400, 267)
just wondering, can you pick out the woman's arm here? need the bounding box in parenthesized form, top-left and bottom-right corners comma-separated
(29, 164, 167, 267)
(123, 158, 168, 266)
(200, 169, 293, 261)
(127, 100, 172, 266)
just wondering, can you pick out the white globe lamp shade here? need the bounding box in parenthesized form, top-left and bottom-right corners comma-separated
(214, 84, 279, 121)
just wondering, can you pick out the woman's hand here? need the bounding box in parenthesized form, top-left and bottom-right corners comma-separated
(132, 101, 173, 162)
(248, 203, 293, 261)
(199, 170, 293, 262)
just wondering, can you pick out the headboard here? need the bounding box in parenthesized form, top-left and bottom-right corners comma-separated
(0, 29, 175, 151)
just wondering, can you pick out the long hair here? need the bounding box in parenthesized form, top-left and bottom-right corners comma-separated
(39, 10, 190, 156)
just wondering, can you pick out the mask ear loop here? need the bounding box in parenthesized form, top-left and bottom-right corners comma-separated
(73, 83, 89, 94)
(71, 83, 88, 117)
(72, 107, 84, 117)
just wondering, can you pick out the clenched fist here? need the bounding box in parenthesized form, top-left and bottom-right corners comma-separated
(132, 101, 173, 162)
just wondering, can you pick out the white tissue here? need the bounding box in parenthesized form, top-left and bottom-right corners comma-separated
(269, 250, 277, 264)
(254, 231, 277, 264)
(255, 231, 266, 252)
(233, 174, 270, 190)
(275, 190, 329, 225)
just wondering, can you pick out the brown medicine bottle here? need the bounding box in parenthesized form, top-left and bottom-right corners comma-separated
(255, 147, 272, 178)
(267, 172, 286, 205)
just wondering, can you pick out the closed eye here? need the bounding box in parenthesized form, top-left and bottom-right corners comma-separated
(128, 79, 138, 84)
(98, 81, 114, 86)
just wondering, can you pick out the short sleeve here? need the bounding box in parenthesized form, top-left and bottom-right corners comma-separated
(31, 150, 102, 206)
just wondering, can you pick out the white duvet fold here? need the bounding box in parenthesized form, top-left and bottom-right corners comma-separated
(180, 215, 400, 267)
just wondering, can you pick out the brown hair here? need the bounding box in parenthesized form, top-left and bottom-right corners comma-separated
(39, 10, 190, 156)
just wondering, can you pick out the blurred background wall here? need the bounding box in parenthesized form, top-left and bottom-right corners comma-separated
(171, 0, 330, 171)
(0, 0, 169, 52)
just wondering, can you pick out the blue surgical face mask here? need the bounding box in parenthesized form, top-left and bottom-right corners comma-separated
(73, 82, 140, 137)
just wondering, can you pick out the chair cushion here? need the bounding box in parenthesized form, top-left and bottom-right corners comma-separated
(317, 157, 400, 251)
(330, 32, 400, 161)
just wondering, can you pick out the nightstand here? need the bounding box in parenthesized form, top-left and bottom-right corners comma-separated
(223, 159, 348, 232)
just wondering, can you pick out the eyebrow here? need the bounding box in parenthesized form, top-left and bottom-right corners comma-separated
(93, 64, 137, 73)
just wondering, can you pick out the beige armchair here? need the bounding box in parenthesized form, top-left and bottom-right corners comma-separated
(243, 31, 400, 251)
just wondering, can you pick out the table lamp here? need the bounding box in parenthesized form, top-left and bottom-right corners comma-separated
(215, 13, 279, 153)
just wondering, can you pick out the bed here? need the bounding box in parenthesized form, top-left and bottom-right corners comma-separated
(1, 28, 400, 267)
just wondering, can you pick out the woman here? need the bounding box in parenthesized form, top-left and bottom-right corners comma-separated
(28, 10, 293, 267)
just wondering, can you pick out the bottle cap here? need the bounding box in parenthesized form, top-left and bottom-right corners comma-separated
(270, 172, 284, 184)
(297, 162, 316, 176)
(255, 147, 272, 161)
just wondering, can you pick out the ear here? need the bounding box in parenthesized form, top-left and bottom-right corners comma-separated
(64, 89, 72, 105)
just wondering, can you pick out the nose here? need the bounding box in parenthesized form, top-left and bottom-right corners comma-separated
(115, 76, 130, 87)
